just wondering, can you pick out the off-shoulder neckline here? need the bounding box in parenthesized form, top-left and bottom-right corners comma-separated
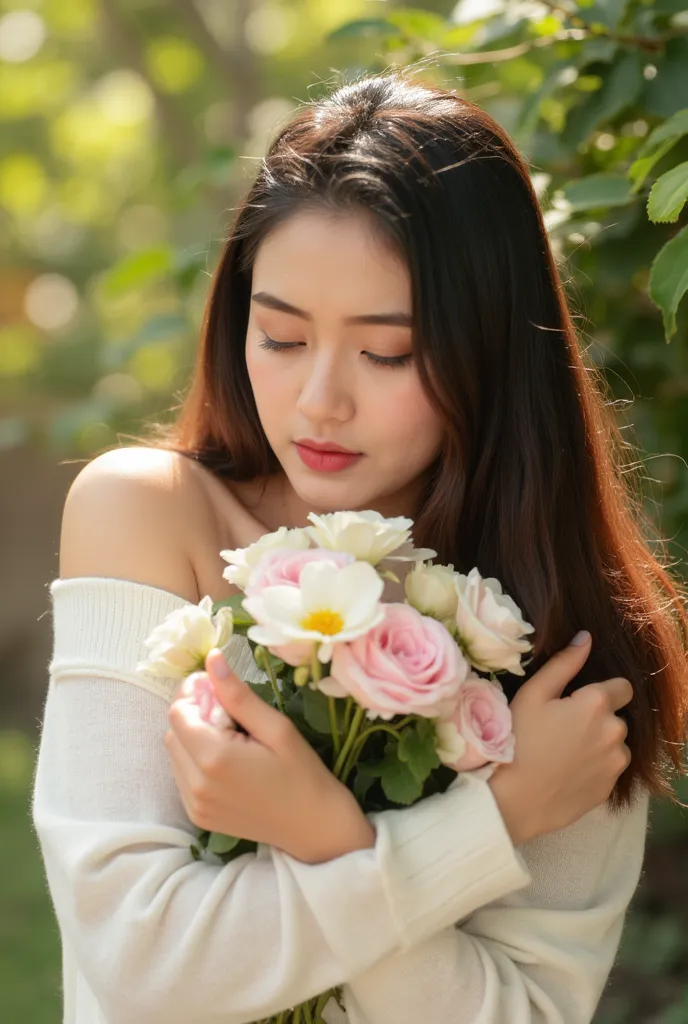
(49, 575, 194, 606)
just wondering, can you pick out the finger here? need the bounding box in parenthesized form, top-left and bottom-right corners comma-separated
(572, 676, 634, 713)
(205, 648, 290, 748)
(164, 726, 206, 818)
(518, 631, 592, 703)
(168, 695, 227, 765)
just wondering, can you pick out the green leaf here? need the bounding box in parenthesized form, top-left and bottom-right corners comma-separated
(387, 9, 449, 42)
(327, 18, 394, 41)
(628, 109, 688, 191)
(212, 594, 255, 629)
(301, 685, 336, 735)
(100, 246, 174, 298)
(247, 680, 275, 706)
(353, 764, 379, 803)
(172, 248, 209, 293)
(563, 51, 643, 149)
(574, 0, 628, 30)
(212, 594, 246, 613)
(578, 36, 618, 65)
(380, 747, 423, 806)
(648, 224, 688, 340)
(252, 645, 285, 676)
(558, 173, 635, 211)
(515, 59, 569, 137)
(207, 832, 241, 855)
(397, 721, 441, 783)
(642, 38, 688, 119)
(647, 162, 688, 224)
(103, 312, 188, 372)
(176, 145, 236, 193)
(284, 687, 306, 721)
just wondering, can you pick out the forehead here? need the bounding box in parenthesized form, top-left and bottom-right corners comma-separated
(251, 207, 411, 311)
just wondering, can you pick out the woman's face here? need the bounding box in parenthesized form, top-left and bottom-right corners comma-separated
(245, 207, 444, 520)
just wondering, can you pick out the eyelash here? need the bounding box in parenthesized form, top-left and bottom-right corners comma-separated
(258, 335, 412, 370)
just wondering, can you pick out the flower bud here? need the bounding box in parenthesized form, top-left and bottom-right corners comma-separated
(294, 666, 311, 688)
(253, 645, 268, 670)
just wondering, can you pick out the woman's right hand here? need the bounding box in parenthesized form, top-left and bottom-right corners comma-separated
(488, 632, 633, 845)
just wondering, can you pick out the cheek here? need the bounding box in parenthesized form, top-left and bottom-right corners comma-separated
(373, 377, 444, 453)
(246, 346, 290, 410)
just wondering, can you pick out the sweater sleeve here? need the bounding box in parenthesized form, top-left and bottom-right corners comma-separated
(31, 576, 532, 1024)
(342, 784, 649, 1024)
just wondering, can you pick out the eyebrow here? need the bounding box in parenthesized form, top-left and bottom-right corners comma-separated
(251, 291, 412, 328)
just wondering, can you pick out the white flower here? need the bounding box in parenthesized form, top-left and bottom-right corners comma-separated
(243, 559, 385, 664)
(220, 527, 311, 589)
(405, 562, 459, 622)
(454, 568, 535, 676)
(136, 596, 234, 679)
(305, 510, 436, 566)
(434, 720, 468, 766)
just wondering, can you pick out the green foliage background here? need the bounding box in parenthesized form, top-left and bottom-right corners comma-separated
(1, 0, 687, 1020)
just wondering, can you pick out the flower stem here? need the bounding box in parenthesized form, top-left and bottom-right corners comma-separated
(343, 696, 354, 734)
(340, 719, 416, 785)
(261, 654, 284, 712)
(310, 649, 341, 758)
(333, 705, 367, 778)
(327, 697, 341, 758)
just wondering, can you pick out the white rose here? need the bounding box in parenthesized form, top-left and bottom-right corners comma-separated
(434, 720, 468, 766)
(454, 567, 535, 675)
(405, 562, 459, 622)
(136, 596, 234, 678)
(220, 527, 311, 589)
(305, 510, 436, 566)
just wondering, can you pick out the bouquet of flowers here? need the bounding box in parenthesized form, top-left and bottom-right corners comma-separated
(137, 510, 535, 1024)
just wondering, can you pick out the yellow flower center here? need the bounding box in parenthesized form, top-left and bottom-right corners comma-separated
(300, 609, 345, 635)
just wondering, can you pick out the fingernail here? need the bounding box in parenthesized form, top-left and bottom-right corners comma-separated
(570, 630, 591, 646)
(208, 648, 231, 679)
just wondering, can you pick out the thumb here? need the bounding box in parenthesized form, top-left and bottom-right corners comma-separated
(518, 631, 592, 704)
(205, 647, 283, 743)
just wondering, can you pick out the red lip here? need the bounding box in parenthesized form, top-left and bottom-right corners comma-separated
(294, 438, 361, 455)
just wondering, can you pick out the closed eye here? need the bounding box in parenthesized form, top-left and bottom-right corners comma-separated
(257, 335, 412, 369)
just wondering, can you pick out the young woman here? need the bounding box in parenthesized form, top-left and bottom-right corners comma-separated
(32, 72, 687, 1024)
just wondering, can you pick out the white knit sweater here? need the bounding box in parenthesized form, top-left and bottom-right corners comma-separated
(31, 576, 650, 1024)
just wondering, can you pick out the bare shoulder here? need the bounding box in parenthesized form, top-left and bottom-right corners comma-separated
(58, 446, 204, 602)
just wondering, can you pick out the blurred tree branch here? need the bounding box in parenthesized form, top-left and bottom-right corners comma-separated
(98, 0, 201, 166)
(171, 0, 260, 142)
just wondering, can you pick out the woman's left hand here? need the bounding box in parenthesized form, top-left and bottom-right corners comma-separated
(164, 648, 376, 864)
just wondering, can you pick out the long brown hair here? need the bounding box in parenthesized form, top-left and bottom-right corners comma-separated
(129, 70, 688, 810)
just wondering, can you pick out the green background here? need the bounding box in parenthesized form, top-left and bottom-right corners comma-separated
(1, 0, 686, 1020)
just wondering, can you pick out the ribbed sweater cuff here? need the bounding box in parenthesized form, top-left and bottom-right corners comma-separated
(48, 576, 191, 701)
(370, 771, 532, 948)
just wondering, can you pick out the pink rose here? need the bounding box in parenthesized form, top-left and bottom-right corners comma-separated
(245, 547, 354, 598)
(189, 673, 234, 730)
(438, 677, 514, 771)
(329, 603, 470, 721)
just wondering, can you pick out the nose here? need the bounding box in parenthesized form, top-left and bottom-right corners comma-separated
(295, 352, 354, 425)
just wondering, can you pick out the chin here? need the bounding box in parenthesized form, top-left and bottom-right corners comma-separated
(287, 471, 373, 513)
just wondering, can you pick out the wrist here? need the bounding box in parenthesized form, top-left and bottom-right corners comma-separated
(298, 791, 377, 865)
(488, 768, 537, 847)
